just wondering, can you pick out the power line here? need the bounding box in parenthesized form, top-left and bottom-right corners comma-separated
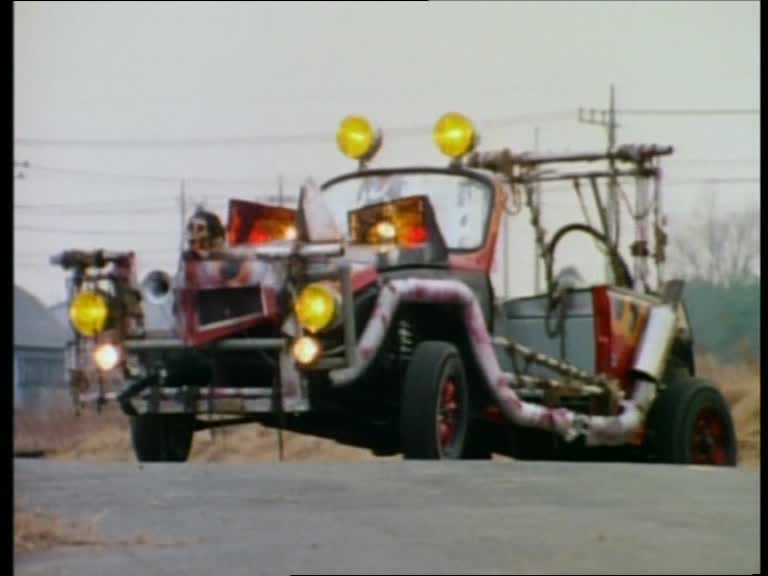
(671, 157, 760, 164)
(14, 161, 300, 187)
(14, 203, 177, 214)
(666, 177, 760, 185)
(12, 111, 572, 149)
(14, 225, 170, 236)
(617, 108, 759, 116)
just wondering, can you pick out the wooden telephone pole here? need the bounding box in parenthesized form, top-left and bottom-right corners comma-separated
(578, 84, 620, 282)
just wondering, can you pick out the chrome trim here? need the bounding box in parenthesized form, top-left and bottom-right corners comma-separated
(631, 304, 678, 382)
(125, 338, 285, 351)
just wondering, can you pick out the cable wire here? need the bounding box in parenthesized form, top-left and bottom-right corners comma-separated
(13, 110, 573, 149)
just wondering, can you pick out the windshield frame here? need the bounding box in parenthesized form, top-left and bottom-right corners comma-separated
(320, 166, 497, 254)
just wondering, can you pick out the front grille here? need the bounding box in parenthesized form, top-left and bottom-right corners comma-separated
(198, 286, 262, 327)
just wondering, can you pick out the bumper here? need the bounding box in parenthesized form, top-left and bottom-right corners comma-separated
(71, 264, 365, 416)
(76, 337, 311, 416)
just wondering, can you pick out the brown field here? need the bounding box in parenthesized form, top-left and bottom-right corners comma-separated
(695, 355, 761, 467)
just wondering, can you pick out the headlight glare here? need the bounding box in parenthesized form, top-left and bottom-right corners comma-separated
(291, 336, 321, 365)
(93, 343, 121, 371)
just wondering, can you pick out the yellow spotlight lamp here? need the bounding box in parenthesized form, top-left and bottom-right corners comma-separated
(337, 115, 381, 161)
(69, 290, 110, 336)
(292, 336, 321, 366)
(294, 283, 339, 334)
(93, 343, 121, 371)
(434, 112, 477, 159)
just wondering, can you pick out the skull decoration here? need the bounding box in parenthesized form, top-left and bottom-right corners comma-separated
(186, 208, 226, 257)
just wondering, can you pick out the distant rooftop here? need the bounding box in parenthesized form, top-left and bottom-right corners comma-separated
(14, 285, 68, 349)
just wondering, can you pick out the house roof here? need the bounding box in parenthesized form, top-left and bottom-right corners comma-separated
(14, 286, 68, 350)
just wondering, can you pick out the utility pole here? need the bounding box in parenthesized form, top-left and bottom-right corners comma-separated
(533, 126, 542, 294)
(277, 173, 284, 207)
(179, 178, 187, 252)
(578, 84, 619, 282)
(501, 167, 510, 298)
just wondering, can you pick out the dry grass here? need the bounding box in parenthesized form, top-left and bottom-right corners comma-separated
(14, 501, 106, 554)
(14, 356, 760, 466)
(14, 498, 194, 555)
(14, 401, 128, 460)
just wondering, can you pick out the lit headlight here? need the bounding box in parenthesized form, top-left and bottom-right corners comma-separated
(291, 336, 321, 365)
(93, 343, 121, 371)
(69, 290, 110, 336)
(294, 283, 339, 334)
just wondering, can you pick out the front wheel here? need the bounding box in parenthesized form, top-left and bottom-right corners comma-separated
(644, 376, 737, 466)
(130, 414, 195, 463)
(400, 341, 472, 460)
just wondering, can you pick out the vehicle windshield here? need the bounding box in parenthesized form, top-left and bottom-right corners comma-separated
(319, 171, 493, 250)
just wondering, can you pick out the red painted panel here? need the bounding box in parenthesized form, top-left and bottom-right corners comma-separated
(351, 267, 379, 292)
(592, 285, 612, 375)
(592, 286, 652, 395)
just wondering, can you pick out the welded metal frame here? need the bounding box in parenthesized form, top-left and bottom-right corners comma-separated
(462, 143, 673, 294)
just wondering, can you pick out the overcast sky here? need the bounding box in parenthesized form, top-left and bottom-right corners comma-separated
(14, 1, 760, 305)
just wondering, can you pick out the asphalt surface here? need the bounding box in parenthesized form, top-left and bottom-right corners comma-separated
(14, 459, 760, 575)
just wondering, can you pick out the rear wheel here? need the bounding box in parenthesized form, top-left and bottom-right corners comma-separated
(130, 414, 195, 463)
(644, 376, 737, 466)
(400, 342, 472, 459)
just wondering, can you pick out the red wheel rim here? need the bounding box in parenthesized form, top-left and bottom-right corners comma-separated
(690, 408, 731, 466)
(437, 377, 461, 453)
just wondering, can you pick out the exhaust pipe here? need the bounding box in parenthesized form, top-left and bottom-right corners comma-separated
(141, 270, 173, 304)
(631, 304, 678, 383)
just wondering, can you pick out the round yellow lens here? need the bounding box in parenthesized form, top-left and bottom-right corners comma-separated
(69, 291, 109, 336)
(434, 112, 476, 158)
(294, 283, 338, 334)
(93, 343, 120, 371)
(292, 336, 321, 365)
(337, 115, 379, 160)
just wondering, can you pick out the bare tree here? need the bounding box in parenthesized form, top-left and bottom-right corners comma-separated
(667, 193, 760, 287)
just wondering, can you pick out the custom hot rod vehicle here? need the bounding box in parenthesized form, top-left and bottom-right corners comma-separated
(52, 113, 737, 465)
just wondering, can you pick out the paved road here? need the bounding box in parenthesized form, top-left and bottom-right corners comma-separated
(14, 460, 759, 575)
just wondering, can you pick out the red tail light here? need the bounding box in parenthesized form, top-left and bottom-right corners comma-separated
(402, 225, 428, 246)
(227, 200, 297, 247)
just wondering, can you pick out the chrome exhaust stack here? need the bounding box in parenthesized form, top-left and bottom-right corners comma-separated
(631, 304, 678, 383)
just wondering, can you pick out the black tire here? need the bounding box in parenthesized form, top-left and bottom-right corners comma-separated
(400, 342, 472, 460)
(644, 376, 737, 466)
(462, 419, 494, 460)
(130, 414, 195, 463)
